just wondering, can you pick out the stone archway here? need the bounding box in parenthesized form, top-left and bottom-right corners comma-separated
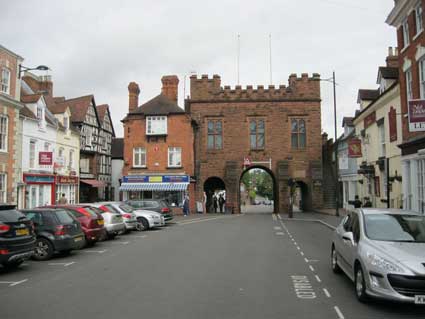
(204, 176, 226, 213)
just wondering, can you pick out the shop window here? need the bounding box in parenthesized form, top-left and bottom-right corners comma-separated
(291, 119, 306, 149)
(250, 119, 265, 150)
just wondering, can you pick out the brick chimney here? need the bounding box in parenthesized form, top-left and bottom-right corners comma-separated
(386, 46, 399, 68)
(128, 82, 140, 113)
(161, 75, 179, 103)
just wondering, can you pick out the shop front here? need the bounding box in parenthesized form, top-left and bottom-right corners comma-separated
(23, 173, 56, 209)
(56, 175, 79, 204)
(120, 175, 190, 207)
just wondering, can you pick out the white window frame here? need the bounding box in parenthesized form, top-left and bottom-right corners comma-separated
(378, 122, 386, 157)
(418, 159, 425, 213)
(419, 59, 425, 99)
(133, 147, 146, 167)
(0, 115, 8, 152)
(80, 158, 90, 173)
(63, 115, 69, 131)
(0, 173, 6, 203)
(416, 4, 424, 35)
(168, 147, 182, 167)
(406, 68, 413, 103)
(29, 140, 36, 169)
(69, 149, 74, 169)
(1, 67, 10, 95)
(403, 19, 410, 48)
(86, 126, 92, 146)
(146, 116, 167, 135)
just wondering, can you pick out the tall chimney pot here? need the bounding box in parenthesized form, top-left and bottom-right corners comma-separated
(161, 75, 179, 103)
(128, 82, 140, 113)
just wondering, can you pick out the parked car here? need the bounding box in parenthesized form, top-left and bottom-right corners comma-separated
(0, 205, 35, 269)
(331, 208, 425, 304)
(96, 202, 138, 232)
(21, 209, 84, 261)
(43, 205, 105, 246)
(89, 203, 126, 238)
(126, 199, 173, 221)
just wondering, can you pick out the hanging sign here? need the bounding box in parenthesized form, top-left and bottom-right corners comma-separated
(348, 138, 362, 158)
(408, 100, 425, 132)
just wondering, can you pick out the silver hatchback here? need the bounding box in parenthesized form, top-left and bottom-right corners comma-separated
(331, 208, 425, 304)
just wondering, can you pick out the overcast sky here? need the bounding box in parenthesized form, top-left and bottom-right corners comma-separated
(2, 0, 395, 139)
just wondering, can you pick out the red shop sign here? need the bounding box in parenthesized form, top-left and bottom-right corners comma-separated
(348, 138, 362, 158)
(39, 152, 53, 165)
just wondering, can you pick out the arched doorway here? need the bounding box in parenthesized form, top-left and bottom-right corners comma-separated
(293, 181, 310, 212)
(204, 177, 226, 213)
(239, 166, 277, 214)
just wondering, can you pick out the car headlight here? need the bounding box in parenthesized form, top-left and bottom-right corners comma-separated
(150, 215, 157, 219)
(366, 252, 403, 273)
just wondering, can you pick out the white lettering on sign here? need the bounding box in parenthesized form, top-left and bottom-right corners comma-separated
(291, 275, 316, 299)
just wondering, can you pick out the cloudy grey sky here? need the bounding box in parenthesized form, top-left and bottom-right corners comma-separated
(2, 0, 395, 138)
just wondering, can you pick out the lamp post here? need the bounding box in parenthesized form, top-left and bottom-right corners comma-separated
(18, 64, 49, 79)
(321, 72, 339, 217)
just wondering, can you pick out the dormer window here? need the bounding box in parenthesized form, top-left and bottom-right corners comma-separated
(63, 115, 69, 131)
(37, 105, 45, 129)
(146, 116, 167, 135)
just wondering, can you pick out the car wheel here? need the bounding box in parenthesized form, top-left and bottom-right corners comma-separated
(33, 238, 54, 261)
(355, 264, 368, 302)
(331, 246, 341, 274)
(139, 217, 149, 230)
(2, 260, 24, 269)
(135, 222, 144, 232)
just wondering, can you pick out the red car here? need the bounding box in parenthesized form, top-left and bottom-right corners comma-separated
(42, 205, 105, 246)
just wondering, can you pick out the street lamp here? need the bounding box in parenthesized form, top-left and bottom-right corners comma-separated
(321, 71, 339, 217)
(19, 64, 50, 78)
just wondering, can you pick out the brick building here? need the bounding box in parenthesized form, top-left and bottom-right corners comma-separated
(387, 1, 425, 213)
(120, 76, 195, 212)
(186, 74, 323, 214)
(0, 45, 23, 205)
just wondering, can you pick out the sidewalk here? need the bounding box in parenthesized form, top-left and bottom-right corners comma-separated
(278, 209, 346, 229)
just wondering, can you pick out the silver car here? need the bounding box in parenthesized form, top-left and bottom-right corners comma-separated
(97, 202, 138, 232)
(331, 208, 425, 304)
(89, 203, 126, 238)
(131, 208, 165, 230)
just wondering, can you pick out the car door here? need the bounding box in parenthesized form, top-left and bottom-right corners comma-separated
(343, 212, 361, 276)
(335, 213, 351, 265)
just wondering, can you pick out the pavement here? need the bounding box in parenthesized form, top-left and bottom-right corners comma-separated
(1, 212, 424, 319)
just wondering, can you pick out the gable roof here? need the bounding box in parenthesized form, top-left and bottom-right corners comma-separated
(130, 94, 185, 116)
(357, 89, 380, 103)
(96, 104, 108, 124)
(342, 117, 354, 127)
(111, 138, 124, 159)
(21, 93, 42, 104)
(54, 95, 98, 123)
(378, 66, 398, 80)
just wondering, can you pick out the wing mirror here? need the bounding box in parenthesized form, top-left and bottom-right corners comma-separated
(342, 232, 354, 243)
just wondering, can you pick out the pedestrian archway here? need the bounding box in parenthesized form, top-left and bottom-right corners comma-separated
(204, 177, 226, 213)
(293, 181, 310, 212)
(239, 166, 277, 214)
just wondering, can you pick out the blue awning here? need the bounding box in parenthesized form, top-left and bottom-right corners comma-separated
(119, 182, 189, 191)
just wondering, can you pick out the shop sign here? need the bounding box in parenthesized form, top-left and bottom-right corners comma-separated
(348, 138, 362, 158)
(388, 106, 398, 142)
(57, 176, 78, 184)
(23, 174, 55, 184)
(123, 175, 189, 183)
(39, 152, 53, 165)
(408, 100, 425, 132)
(364, 111, 376, 128)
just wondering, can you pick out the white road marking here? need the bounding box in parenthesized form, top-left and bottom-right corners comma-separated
(281, 217, 336, 230)
(110, 241, 130, 245)
(334, 306, 345, 319)
(323, 288, 331, 298)
(82, 249, 107, 254)
(277, 214, 282, 220)
(272, 214, 277, 221)
(294, 242, 297, 245)
(304, 258, 309, 263)
(315, 275, 321, 283)
(178, 216, 233, 225)
(300, 251, 304, 256)
(48, 262, 76, 267)
(296, 246, 300, 250)
(0, 279, 29, 287)
(275, 232, 284, 236)
(274, 226, 282, 230)
(133, 235, 147, 238)
(309, 265, 315, 272)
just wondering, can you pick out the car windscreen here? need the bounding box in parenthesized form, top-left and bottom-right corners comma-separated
(364, 214, 425, 242)
(81, 207, 100, 217)
(0, 209, 26, 222)
(103, 205, 120, 214)
(55, 210, 75, 224)
(119, 204, 134, 213)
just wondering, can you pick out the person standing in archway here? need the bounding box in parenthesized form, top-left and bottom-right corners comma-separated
(219, 194, 225, 213)
(213, 194, 218, 213)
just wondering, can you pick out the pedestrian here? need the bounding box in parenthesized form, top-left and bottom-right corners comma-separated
(348, 195, 362, 209)
(183, 195, 190, 216)
(213, 194, 218, 213)
(218, 194, 225, 213)
(363, 197, 372, 208)
(58, 193, 68, 204)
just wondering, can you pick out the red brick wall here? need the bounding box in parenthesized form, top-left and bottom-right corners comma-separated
(187, 74, 323, 214)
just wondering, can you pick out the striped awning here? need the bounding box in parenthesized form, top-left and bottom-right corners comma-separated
(119, 182, 189, 191)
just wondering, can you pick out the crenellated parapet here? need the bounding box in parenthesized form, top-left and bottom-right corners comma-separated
(189, 73, 321, 101)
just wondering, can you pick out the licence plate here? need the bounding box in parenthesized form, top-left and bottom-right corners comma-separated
(415, 295, 425, 304)
(16, 228, 29, 236)
(97, 220, 104, 225)
(74, 236, 83, 242)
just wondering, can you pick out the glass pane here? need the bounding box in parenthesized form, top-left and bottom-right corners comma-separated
(299, 133, 306, 148)
(208, 121, 214, 134)
(215, 135, 222, 149)
(208, 135, 214, 149)
(250, 120, 256, 134)
(291, 119, 298, 133)
(299, 120, 306, 133)
(291, 134, 298, 148)
(258, 120, 265, 133)
(250, 134, 257, 149)
(258, 134, 264, 148)
(216, 121, 222, 133)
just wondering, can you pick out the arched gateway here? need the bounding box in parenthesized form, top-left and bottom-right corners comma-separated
(187, 73, 324, 215)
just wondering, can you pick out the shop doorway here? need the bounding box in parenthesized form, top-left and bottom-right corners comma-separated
(203, 177, 226, 213)
(239, 166, 277, 214)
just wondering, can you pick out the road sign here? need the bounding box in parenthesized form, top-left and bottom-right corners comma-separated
(243, 157, 252, 166)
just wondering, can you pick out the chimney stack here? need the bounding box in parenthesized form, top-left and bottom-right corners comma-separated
(161, 75, 179, 103)
(386, 46, 399, 68)
(128, 82, 140, 113)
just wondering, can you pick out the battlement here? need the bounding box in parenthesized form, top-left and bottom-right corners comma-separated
(189, 73, 321, 101)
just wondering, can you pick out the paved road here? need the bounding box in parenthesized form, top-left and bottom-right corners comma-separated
(1, 213, 424, 319)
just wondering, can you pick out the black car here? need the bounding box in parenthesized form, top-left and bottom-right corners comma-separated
(126, 199, 174, 221)
(21, 209, 85, 261)
(0, 205, 36, 269)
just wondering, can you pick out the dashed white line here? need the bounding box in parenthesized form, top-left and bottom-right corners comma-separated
(274, 226, 282, 230)
(304, 258, 309, 263)
(296, 246, 300, 250)
(9, 279, 28, 287)
(323, 288, 331, 298)
(334, 306, 345, 319)
(110, 241, 130, 245)
(309, 265, 315, 272)
(277, 214, 282, 220)
(315, 275, 321, 283)
(300, 251, 304, 256)
(82, 249, 107, 254)
(133, 235, 147, 238)
(275, 232, 284, 236)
